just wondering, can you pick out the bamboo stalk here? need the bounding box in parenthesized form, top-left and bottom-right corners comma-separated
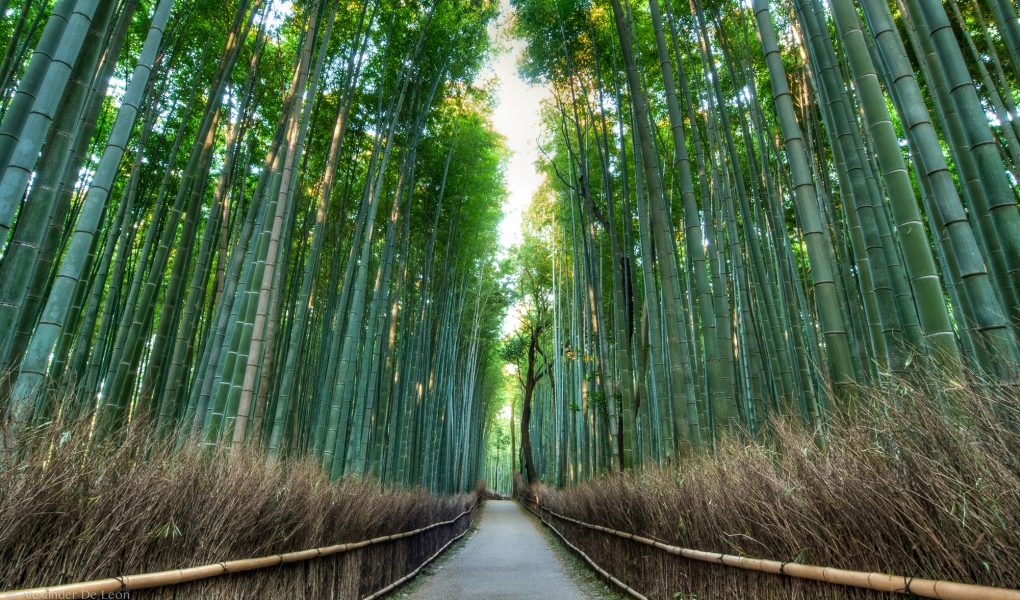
(521, 497, 1020, 600)
(0, 503, 476, 600)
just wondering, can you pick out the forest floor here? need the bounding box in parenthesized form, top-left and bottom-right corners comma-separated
(399, 500, 618, 599)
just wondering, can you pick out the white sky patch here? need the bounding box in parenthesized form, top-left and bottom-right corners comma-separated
(105, 76, 127, 105)
(265, 0, 293, 34)
(501, 301, 525, 337)
(485, 0, 550, 256)
(483, 1, 549, 338)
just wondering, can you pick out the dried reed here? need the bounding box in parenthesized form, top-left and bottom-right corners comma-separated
(525, 377, 1020, 599)
(0, 419, 475, 598)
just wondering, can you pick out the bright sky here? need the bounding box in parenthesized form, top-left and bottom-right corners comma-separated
(484, 0, 550, 254)
(482, 1, 550, 337)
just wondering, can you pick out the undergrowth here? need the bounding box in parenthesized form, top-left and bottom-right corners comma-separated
(0, 420, 476, 598)
(526, 377, 1020, 599)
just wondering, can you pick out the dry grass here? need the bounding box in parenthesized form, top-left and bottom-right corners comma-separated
(525, 378, 1020, 599)
(0, 421, 476, 598)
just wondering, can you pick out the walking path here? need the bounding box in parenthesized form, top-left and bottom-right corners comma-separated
(404, 500, 587, 600)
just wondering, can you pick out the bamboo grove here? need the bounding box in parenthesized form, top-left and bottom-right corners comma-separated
(0, 0, 511, 494)
(505, 0, 1020, 485)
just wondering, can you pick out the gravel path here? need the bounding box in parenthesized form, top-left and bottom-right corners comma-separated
(405, 500, 587, 600)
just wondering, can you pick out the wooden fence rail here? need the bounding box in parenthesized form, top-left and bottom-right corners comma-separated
(0, 502, 477, 600)
(519, 494, 1020, 600)
(518, 494, 647, 599)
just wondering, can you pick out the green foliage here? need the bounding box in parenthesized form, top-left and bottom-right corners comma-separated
(0, 0, 512, 494)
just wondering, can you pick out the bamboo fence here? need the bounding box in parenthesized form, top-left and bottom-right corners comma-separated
(0, 502, 477, 600)
(520, 494, 1020, 600)
(519, 495, 647, 599)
